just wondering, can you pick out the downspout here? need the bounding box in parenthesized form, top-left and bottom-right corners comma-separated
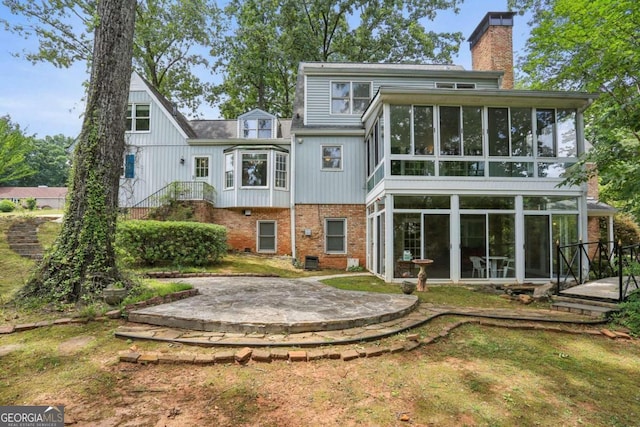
(290, 132, 297, 264)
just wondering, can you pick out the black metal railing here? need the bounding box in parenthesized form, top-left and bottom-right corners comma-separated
(617, 243, 640, 302)
(120, 181, 216, 220)
(556, 240, 639, 302)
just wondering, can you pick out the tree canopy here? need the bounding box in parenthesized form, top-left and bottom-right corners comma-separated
(215, 0, 465, 118)
(0, 116, 35, 185)
(1, 0, 222, 115)
(510, 0, 640, 220)
(5, 135, 72, 187)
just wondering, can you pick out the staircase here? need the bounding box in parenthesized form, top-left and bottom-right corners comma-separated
(6, 218, 46, 260)
(551, 295, 620, 319)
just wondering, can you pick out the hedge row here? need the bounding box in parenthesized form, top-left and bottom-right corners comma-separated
(117, 220, 227, 266)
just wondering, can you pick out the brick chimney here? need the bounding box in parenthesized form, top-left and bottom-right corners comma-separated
(468, 12, 516, 89)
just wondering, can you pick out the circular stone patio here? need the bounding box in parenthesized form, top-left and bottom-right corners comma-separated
(127, 276, 419, 334)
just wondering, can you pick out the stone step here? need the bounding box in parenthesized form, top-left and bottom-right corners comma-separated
(551, 301, 618, 318)
(553, 295, 619, 309)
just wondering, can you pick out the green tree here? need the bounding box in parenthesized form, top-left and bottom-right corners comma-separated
(215, 0, 464, 118)
(509, 0, 640, 220)
(22, 0, 136, 302)
(6, 135, 72, 187)
(1, 0, 222, 114)
(0, 116, 35, 184)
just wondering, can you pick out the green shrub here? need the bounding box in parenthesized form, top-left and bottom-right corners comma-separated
(116, 220, 227, 266)
(612, 214, 640, 246)
(614, 291, 640, 336)
(25, 197, 37, 211)
(0, 200, 16, 212)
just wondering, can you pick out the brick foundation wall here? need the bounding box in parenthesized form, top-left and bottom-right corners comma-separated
(295, 204, 366, 270)
(209, 207, 292, 255)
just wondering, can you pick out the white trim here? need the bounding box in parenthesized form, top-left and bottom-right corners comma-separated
(320, 144, 343, 171)
(192, 155, 211, 183)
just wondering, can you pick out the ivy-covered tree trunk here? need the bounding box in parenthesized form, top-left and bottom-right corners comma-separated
(22, 0, 136, 303)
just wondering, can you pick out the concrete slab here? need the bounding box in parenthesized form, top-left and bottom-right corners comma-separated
(560, 276, 638, 300)
(128, 276, 418, 334)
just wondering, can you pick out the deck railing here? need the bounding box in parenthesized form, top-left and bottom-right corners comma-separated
(120, 181, 216, 220)
(556, 240, 639, 302)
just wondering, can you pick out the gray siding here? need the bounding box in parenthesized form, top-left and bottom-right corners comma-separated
(126, 91, 187, 146)
(294, 135, 366, 204)
(305, 75, 498, 127)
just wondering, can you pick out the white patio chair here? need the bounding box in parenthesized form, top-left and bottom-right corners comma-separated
(470, 256, 486, 278)
(501, 258, 514, 278)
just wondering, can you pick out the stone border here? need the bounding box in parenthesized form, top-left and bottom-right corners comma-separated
(145, 272, 279, 279)
(117, 320, 634, 365)
(121, 289, 199, 315)
(0, 289, 200, 335)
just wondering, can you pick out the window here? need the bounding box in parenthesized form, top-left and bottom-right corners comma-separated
(325, 219, 346, 253)
(321, 145, 342, 170)
(510, 108, 533, 156)
(194, 156, 209, 180)
(124, 154, 135, 179)
(257, 221, 276, 252)
(242, 118, 272, 139)
(331, 81, 371, 114)
(414, 106, 434, 155)
(126, 103, 150, 131)
(390, 105, 411, 155)
(439, 106, 461, 155)
(536, 109, 556, 157)
(436, 82, 477, 89)
(488, 107, 509, 156)
(224, 153, 234, 189)
(275, 153, 288, 189)
(242, 152, 268, 187)
(462, 107, 483, 155)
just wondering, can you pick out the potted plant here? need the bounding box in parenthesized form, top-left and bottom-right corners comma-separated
(103, 282, 128, 305)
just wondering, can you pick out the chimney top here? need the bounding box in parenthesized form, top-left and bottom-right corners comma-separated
(468, 11, 516, 49)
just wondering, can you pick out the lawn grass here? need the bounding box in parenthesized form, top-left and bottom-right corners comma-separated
(0, 216, 639, 425)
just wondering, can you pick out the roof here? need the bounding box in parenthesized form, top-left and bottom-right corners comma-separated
(0, 187, 68, 199)
(189, 118, 292, 140)
(587, 198, 617, 216)
(134, 72, 197, 138)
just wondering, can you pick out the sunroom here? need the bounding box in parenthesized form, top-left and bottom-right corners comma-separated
(363, 87, 596, 283)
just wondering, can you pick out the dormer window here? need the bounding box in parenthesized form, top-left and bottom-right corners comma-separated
(331, 81, 371, 114)
(242, 118, 273, 138)
(238, 109, 278, 139)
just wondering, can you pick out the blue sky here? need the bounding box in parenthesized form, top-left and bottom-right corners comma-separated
(0, 0, 530, 138)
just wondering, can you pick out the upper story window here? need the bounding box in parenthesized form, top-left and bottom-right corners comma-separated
(321, 145, 342, 170)
(386, 104, 579, 180)
(224, 153, 234, 189)
(242, 118, 273, 139)
(275, 153, 288, 189)
(224, 147, 289, 190)
(331, 81, 371, 115)
(126, 103, 150, 132)
(242, 152, 268, 187)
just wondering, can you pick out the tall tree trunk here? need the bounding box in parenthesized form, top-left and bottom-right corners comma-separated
(22, 0, 136, 302)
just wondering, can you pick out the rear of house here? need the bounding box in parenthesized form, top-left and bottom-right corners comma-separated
(120, 11, 605, 283)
